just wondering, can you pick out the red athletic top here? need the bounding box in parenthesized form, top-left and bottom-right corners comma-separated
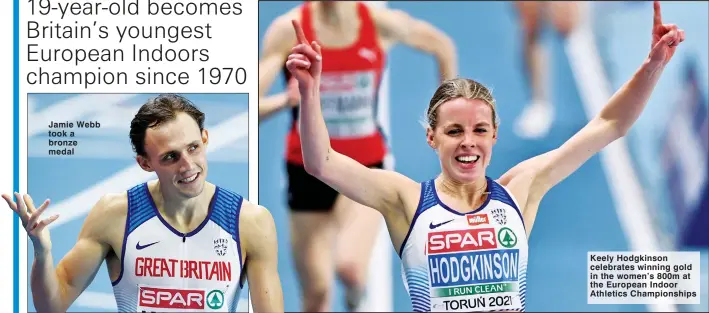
(284, 2, 387, 166)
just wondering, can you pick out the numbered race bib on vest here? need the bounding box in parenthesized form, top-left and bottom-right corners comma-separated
(319, 70, 377, 138)
(427, 220, 523, 312)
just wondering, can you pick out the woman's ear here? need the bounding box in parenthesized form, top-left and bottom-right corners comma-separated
(426, 127, 436, 150)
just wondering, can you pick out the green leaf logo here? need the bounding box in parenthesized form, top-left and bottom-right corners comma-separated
(207, 290, 224, 310)
(498, 227, 517, 248)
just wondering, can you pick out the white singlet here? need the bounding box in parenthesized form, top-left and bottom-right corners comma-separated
(399, 177, 529, 312)
(111, 183, 247, 312)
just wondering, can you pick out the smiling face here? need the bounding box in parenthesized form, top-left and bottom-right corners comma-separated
(425, 78, 498, 184)
(130, 95, 209, 201)
(428, 98, 497, 183)
(138, 112, 209, 199)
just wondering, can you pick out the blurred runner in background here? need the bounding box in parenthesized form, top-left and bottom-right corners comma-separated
(514, 1, 580, 139)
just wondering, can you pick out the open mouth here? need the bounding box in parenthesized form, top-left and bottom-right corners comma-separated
(178, 172, 200, 184)
(455, 155, 480, 164)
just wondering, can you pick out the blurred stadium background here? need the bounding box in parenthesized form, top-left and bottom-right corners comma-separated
(258, 1, 708, 312)
(25, 93, 249, 312)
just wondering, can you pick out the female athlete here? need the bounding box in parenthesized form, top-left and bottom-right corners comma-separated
(286, 1, 683, 311)
(259, 1, 457, 311)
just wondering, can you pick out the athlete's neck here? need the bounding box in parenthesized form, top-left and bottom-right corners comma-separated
(316, 1, 356, 27)
(152, 181, 214, 230)
(436, 175, 489, 211)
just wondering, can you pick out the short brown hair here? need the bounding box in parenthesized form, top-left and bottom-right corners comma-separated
(426, 78, 498, 129)
(129, 94, 205, 157)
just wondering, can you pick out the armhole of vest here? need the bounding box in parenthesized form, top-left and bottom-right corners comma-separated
(493, 182, 526, 234)
(232, 192, 245, 288)
(398, 180, 431, 257)
(112, 188, 133, 287)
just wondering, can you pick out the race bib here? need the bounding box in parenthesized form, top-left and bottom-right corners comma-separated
(318, 70, 377, 138)
(427, 227, 523, 311)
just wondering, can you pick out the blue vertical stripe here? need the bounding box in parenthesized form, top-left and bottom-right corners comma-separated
(13, 0, 20, 311)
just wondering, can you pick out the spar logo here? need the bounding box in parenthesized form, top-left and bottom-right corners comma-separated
(466, 214, 489, 226)
(138, 286, 225, 310)
(428, 228, 497, 254)
(498, 227, 517, 248)
(138, 286, 205, 310)
(207, 290, 225, 309)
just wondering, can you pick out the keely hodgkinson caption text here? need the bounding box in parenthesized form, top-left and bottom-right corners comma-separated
(25, 0, 246, 89)
(587, 252, 701, 305)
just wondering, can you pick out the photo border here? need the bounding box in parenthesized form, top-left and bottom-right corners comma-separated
(23, 92, 250, 313)
(13, 0, 20, 312)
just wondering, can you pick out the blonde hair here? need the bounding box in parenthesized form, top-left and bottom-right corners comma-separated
(425, 78, 499, 129)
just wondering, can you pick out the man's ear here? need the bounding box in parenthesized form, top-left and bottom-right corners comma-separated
(202, 129, 209, 147)
(136, 155, 154, 172)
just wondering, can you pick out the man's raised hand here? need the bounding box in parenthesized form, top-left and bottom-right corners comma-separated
(2, 193, 57, 255)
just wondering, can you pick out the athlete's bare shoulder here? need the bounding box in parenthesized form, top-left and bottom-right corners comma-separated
(368, 5, 407, 23)
(496, 150, 556, 209)
(238, 200, 276, 237)
(95, 192, 128, 218)
(370, 168, 421, 215)
(263, 7, 300, 51)
(236, 200, 282, 309)
(367, 6, 410, 38)
(237, 200, 277, 261)
(80, 191, 128, 243)
(259, 5, 301, 96)
(280, 6, 301, 22)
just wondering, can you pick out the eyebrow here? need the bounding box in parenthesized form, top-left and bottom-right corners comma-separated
(445, 122, 491, 128)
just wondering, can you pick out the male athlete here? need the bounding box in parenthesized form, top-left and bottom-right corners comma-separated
(3, 94, 283, 313)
